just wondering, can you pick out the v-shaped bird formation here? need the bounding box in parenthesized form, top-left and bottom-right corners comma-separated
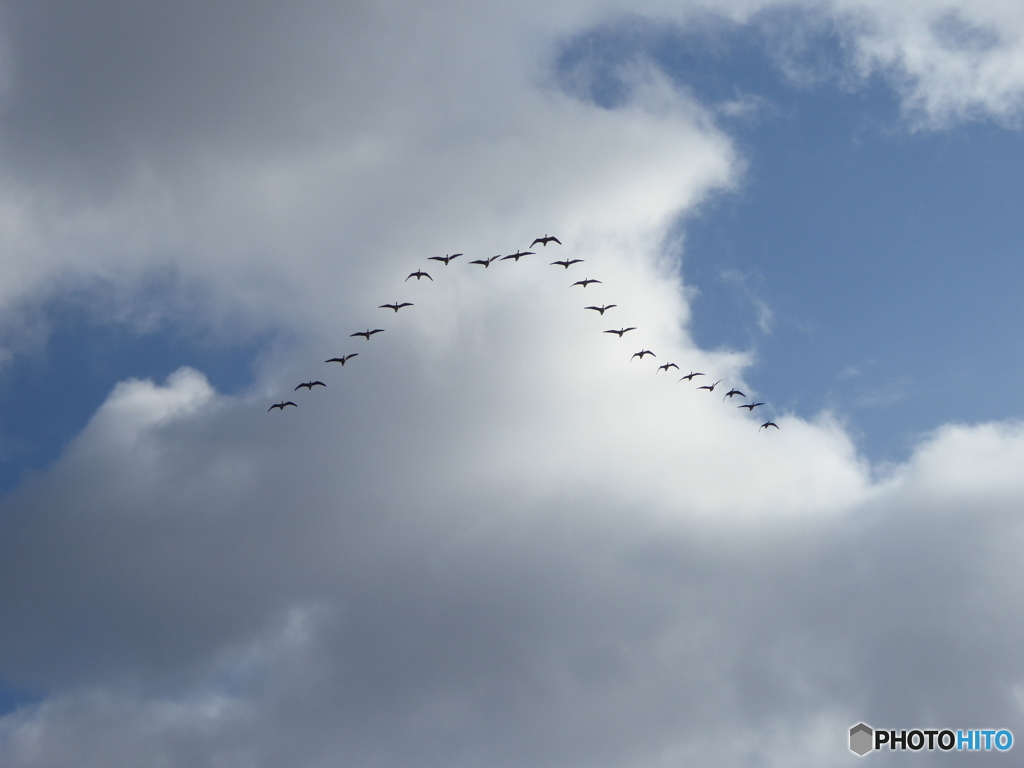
(270, 235, 782, 432)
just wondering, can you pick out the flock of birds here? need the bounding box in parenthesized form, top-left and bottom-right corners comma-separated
(268, 235, 780, 431)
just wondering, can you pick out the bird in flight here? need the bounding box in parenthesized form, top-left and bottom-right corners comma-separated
(469, 255, 501, 268)
(723, 388, 745, 401)
(551, 259, 583, 269)
(406, 270, 433, 281)
(531, 235, 562, 247)
(427, 253, 461, 265)
(379, 301, 413, 312)
(760, 421, 779, 430)
(572, 278, 602, 288)
(268, 401, 297, 411)
(325, 354, 358, 365)
(738, 402, 765, 411)
(501, 250, 535, 261)
(657, 363, 679, 373)
(295, 381, 326, 391)
(697, 379, 723, 391)
(678, 372, 704, 381)
(631, 350, 655, 360)
(604, 327, 636, 337)
(585, 304, 616, 315)
(351, 329, 385, 340)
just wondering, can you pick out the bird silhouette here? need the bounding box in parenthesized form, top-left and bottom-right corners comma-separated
(501, 250, 535, 261)
(657, 363, 680, 373)
(427, 253, 461, 265)
(325, 354, 358, 365)
(379, 302, 413, 312)
(604, 327, 636, 337)
(295, 381, 326, 391)
(585, 304, 617, 315)
(739, 402, 765, 411)
(571, 278, 601, 288)
(531, 235, 562, 247)
(469, 255, 501, 268)
(678, 372, 704, 381)
(697, 379, 723, 391)
(268, 401, 297, 411)
(760, 421, 779, 430)
(723, 388, 745, 401)
(406, 270, 433, 281)
(631, 350, 656, 361)
(551, 259, 583, 269)
(351, 329, 384, 340)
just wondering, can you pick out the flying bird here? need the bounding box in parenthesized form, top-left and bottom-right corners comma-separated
(531, 235, 562, 247)
(551, 259, 583, 269)
(325, 354, 358, 365)
(295, 381, 326, 391)
(571, 278, 602, 288)
(406, 270, 433, 281)
(268, 401, 297, 411)
(585, 304, 617, 315)
(630, 350, 655, 361)
(469, 255, 501, 268)
(739, 402, 765, 411)
(427, 253, 461, 265)
(604, 327, 636, 337)
(501, 250, 535, 261)
(723, 388, 746, 401)
(697, 379, 723, 391)
(678, 372, 704, 381)
(760, 421, 780, 430)
(351, 329, 385, 340)
(379, 302, 413, 312)
(657, 363, 679, 373)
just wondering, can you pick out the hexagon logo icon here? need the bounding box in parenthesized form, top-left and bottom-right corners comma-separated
(850, 723, 874, 756)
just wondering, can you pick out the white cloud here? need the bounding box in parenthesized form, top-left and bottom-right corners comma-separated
(1, 1, 1024, 766)
(837, 1, 1024, 126)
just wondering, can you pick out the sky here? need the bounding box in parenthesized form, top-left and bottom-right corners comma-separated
(1, 1, 1024, 766)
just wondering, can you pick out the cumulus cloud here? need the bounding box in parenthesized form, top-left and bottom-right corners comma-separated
(838, 1, 1024, 126)
(1, 1, 1024, 767)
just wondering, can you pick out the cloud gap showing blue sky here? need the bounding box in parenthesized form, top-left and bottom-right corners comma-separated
(0, 275, 274, 495)
(557, 10, 1024, 461)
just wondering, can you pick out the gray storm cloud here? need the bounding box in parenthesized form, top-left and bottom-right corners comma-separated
(1, 1, 1024, 767)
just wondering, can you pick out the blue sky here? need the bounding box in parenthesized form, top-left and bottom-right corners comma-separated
(558, 13, 1024, 462)
(0, 279, 270, 495)
(2, 3, 1024, 766)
